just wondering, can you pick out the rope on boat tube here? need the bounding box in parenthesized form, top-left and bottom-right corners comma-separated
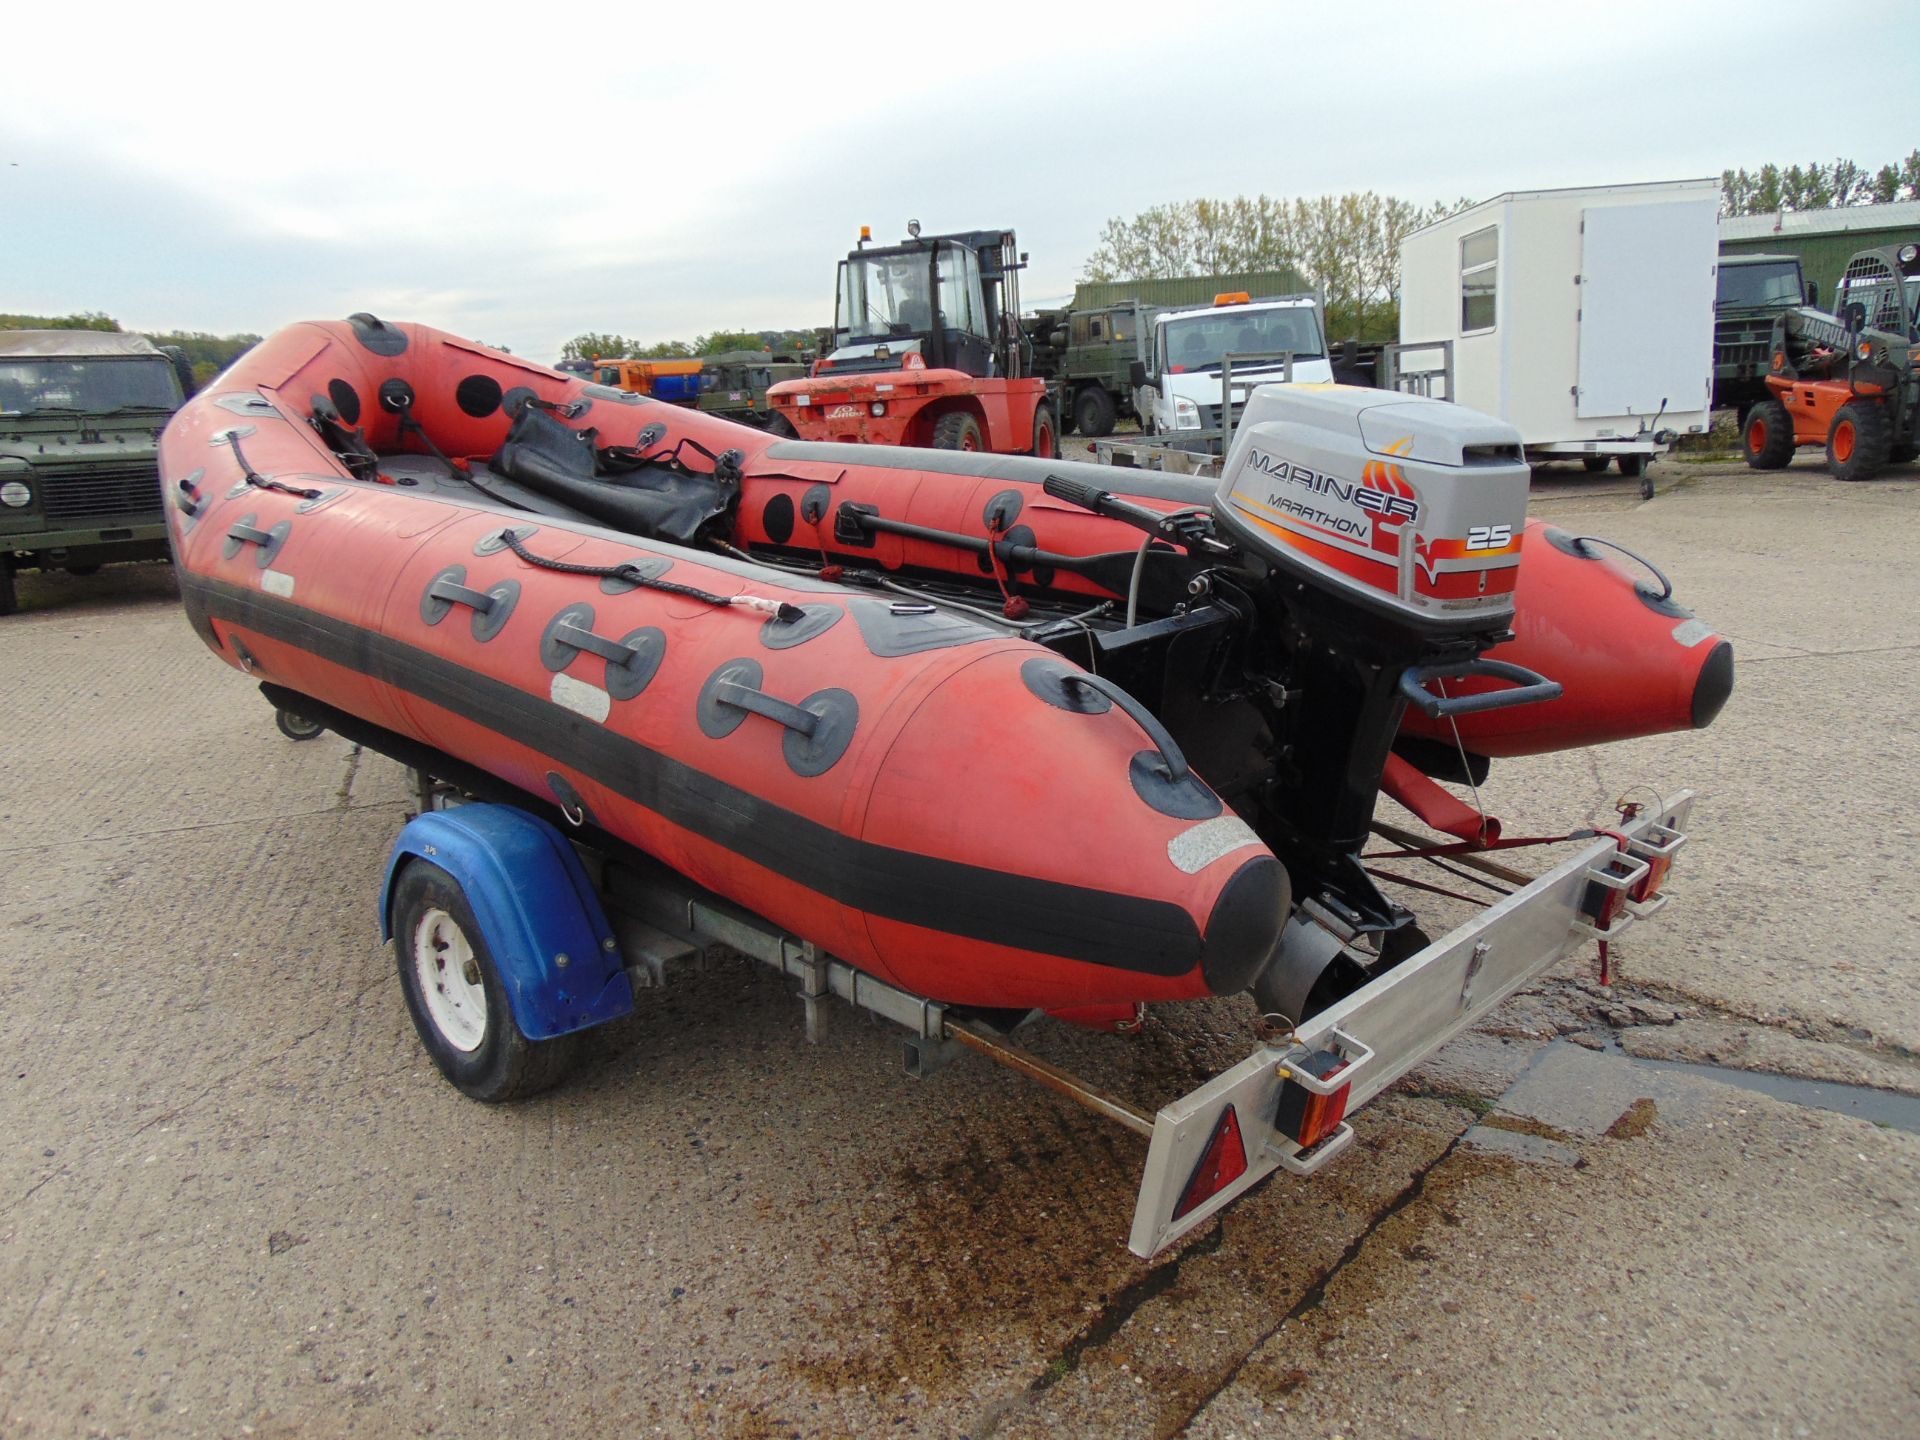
(498, 531, 804, 623)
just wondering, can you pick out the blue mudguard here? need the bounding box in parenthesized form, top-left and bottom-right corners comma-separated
(379, 804, 633, 1040)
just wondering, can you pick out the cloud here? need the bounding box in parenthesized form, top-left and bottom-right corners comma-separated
(5, 0, 1916, 358)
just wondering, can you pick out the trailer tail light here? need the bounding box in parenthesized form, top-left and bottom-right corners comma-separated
(1626, 820, 1685, 906)
(1274, 1049, 1352, 1150)
(1172, 1106, 1249, 1221)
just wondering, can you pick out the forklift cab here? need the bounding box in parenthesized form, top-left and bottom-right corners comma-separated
(832, 238, 999, 376)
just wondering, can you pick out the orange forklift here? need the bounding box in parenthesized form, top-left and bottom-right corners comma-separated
(768, 223, 1057, 455)
(1743, 243, 1919, 481)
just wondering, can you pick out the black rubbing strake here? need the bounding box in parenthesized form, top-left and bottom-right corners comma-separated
(177, 573, 1207, 975)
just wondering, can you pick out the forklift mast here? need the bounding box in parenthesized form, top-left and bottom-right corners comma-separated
(835, 226, 1027, 379)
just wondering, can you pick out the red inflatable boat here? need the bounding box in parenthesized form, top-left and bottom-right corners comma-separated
(159, 317, 1728, 1032)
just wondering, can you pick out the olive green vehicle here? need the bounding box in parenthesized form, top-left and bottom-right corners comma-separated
(696, 350, 810, 435)
(1713, 253, 1811, 422)
(1028, 301, 1150, 437)
(0, 331, 191, 614)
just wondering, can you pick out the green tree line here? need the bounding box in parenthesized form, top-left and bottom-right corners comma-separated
(1720, 150, 1920, 216)
(1080, 193, 1472, 343)
(0, 312, 260, 388)
(1080, 159, 1917, 342)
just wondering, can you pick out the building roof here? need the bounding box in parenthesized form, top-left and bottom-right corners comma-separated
(1720, 201, 1920, 242)
(0, 330, 164, 358)
(1406, 178, 1720, 238)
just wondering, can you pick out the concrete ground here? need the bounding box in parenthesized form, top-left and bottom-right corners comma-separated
(1, 451, 1916, 1439)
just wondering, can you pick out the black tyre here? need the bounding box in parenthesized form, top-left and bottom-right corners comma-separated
(0, 558, 15, 618)
(1029, 403, 1058, 459)
(1743, 398, 1795, 470)
(275, 707, 326, 742)
(931, 411, 984, 451)
(1073, 386, 1117, 438)
(1582, 455, 1610, 473)
(1889, 440, 1918, 465)
(1828, 401, 1893, 482)
(764, 411, 798, 440)
(391, 860, 580, 1102)
(1616, 453, 1649, 477)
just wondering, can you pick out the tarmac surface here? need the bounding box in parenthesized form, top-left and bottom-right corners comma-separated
(2, 451, 1916, 1438)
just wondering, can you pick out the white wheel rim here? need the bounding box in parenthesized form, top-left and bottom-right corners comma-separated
(411, 907, 487, 1053)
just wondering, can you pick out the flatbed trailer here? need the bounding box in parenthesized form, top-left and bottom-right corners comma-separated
(272, 682, 1693, 1258)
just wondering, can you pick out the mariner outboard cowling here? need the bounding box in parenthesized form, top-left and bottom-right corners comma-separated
(1213, 386, 1557, 946)
(1215, 385, 1532, 644)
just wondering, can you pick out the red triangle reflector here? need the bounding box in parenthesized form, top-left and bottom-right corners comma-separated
(1173, 1105, 1249, 1221)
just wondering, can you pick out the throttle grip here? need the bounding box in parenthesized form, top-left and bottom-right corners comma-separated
(1042, 473, 1108, 512)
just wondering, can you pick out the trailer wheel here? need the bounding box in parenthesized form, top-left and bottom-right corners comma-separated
(1742, 399, 1795, 470)
(1030, 403, 1058, 459)
(1827, 401, 1892, 482)
(1074, 386, 1117, 438)
(391, 860, 580, 1102)
(1581, 455, 1610, 473)
(275, 707, 326, 742)
(0, 557, 16, 618)
(1615, 453, 1648, 478)
(932, 412, 984, 452)
(765, 412, 798, 440)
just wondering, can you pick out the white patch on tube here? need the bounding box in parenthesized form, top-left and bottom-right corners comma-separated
(261, 569, 295, 598)
(1167, 815, 1262, 875)
(1671, 619, 1712, 648)
(550, 672, 611, 723)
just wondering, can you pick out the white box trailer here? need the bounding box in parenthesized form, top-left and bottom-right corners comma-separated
(1397, 178, 1719, 475)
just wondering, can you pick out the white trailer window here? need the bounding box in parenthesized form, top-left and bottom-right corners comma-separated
(1460, 226, 1498, 334)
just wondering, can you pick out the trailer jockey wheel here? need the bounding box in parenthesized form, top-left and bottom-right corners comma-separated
(275, 706, 326, 741)
(391, 860, 580, 1102)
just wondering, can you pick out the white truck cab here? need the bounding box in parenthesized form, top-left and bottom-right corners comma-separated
(1134, 293, 1333, 439)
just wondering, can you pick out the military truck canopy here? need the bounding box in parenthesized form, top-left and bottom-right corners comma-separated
(0, 331, 166, 358)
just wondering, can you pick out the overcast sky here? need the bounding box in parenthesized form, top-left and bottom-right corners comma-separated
(5, 2, 1917, 361)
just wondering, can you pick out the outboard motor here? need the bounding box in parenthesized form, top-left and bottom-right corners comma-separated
(1210, 386, 1559, 1019)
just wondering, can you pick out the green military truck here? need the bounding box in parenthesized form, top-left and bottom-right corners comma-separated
(1028, 301, 1151, 437)
(0, 331, 190, 615)
(1030, 269, 1317, 438)
(696, 349, 810, 434)
(1713, 253, 1810, 421)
